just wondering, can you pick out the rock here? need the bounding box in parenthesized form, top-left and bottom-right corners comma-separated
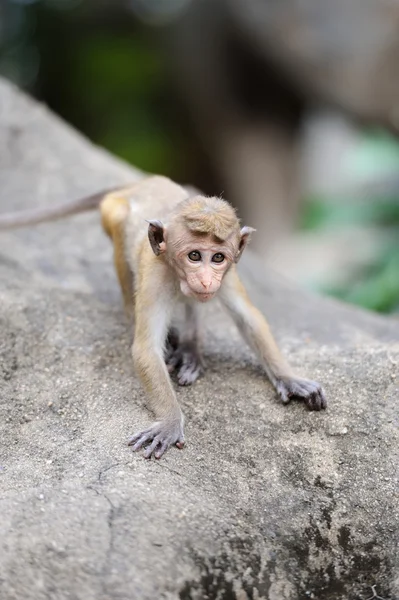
(0, 77, 398, 600)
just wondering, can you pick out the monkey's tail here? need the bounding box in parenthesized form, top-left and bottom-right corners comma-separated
(0, 189, 115, 231)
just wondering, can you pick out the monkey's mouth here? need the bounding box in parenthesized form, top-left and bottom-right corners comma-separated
(194, 291, 216, 302)
(180, 281, 216, 302)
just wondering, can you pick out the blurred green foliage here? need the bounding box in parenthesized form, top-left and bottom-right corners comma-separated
(64, 32, 178, 173)
(0, 0, 193, 179)
(301, 196, 399, 231)
(339, 252, 399, 314)
(301, 131, 399, 314)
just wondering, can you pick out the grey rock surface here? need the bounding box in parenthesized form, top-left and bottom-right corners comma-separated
(0, 77, 398, 600)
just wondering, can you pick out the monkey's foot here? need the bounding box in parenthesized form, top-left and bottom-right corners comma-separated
(128, 418, 185, 459)
(276, 377, 327, 411)
(164, 337, 203, 385)
(176, 349, 203, 386)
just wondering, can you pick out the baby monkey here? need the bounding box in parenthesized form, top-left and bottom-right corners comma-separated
(0, 176, 326, 458)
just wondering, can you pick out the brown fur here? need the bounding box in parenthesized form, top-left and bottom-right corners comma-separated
(172, 196, 240, 241)
(100, 193, 134, 316)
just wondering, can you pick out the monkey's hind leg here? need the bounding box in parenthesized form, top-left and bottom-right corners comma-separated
(165, 304, 204, 386)
(100, 194, 134, 318)
(164, 327, 181, 372)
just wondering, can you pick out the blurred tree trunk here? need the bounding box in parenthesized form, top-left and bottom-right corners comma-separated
(161, 0, 304, 253)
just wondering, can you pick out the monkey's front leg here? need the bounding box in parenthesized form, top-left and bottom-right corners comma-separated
(128, 294, 185, 459)
(220, 269, 326, 411)
(129, 344, 185, 458)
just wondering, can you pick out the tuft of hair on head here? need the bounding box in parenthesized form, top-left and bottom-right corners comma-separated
(175, 195, 240, 241)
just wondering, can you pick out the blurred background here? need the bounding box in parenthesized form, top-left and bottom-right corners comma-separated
(1, 0, 398, 314)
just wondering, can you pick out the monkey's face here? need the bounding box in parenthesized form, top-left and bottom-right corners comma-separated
(171, 236, 237, 302)
(147, 214, 255, 303)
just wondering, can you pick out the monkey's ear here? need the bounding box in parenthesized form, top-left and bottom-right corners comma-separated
(147, 220, 167, 256)
(235, 226, 256, 263)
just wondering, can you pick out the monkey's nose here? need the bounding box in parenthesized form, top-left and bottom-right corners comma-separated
(201, 280, 211, 289)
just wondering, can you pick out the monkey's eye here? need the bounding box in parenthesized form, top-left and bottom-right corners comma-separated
(188, 250, 201, 262)
(212, 253, 225, 263)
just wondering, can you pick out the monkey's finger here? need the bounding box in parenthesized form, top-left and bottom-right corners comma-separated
(306, 389, 326, 411)
(305, 392, 318, 411)
(275, 380, 291, 404)
(143, 436, 161, 459)
(128, 429, 153, 450)
(127, 432, 146, 446)
(314, 389, 327, 410)
(130, 438, 151, 452)
(175, 433, 185, 450)
(155, 440, 170, 459)
(277, 388, 290, 404)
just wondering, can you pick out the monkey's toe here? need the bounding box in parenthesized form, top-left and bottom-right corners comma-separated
(165, 349, 183, 373)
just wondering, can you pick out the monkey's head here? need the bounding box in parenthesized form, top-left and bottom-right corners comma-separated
(147, 196, 255, 303)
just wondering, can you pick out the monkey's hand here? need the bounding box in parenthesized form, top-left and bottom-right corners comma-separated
(276, 377, 326, 411)
(128, 418, 185, 459)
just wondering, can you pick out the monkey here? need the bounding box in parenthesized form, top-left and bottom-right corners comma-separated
(0, 175, 326, 458)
